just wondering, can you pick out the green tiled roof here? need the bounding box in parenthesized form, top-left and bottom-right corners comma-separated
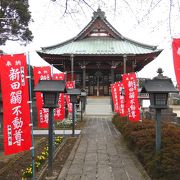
(37, 8, 162, 57)
(38, 36, 160, 56)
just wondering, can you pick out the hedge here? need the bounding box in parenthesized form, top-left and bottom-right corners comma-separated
(112, 114, 180, 180)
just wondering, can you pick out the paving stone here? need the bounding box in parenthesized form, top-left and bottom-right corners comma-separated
(68, 165, 83, 175)
(76, 146, 87, 153)
(97, 153, 108, 161)
(83, 164, 97, 174)
(84, 160, 97, 167)
(97, 160, 109, 165)
(73, 153, 85, 162)
(112, 168, 129, 180)
(81, 173, 97, 180)
(97, 149, 107, 154)
(66, 174, 81, 180)
(85, 153, 97, 161)
(97, 165, 113, 180)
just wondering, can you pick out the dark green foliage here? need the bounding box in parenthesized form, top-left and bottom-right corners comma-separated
(112, 114, 180, 179)
(0, 0, 33, 45)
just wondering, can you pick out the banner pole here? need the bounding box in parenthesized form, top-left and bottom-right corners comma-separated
(63, 119, 65, 137)
(51, 64, 54, 78)
(51, 64, 56, 154)
(27, 52, 36, 180)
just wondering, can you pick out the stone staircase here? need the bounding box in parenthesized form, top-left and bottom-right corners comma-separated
(85, 96, 113, 116)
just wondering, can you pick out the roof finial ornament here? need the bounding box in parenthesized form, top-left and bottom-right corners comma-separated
(154, 68, 168, 79)
(157, 67, 163, 75)
(92, 7, 106, 19)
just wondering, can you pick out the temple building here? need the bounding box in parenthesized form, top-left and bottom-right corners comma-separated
(37, 8, 162, 96)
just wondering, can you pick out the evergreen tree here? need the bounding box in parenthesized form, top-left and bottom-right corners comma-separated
(0, 0, 33, 45)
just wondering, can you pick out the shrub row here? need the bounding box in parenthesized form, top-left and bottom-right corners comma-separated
(112, 114, 180, 180)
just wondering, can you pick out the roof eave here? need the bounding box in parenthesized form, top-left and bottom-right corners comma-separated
(37, 50, 163, 57)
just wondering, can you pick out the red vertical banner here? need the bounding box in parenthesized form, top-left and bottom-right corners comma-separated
(122, 73, 140, 122)
(54, 73, 65, 80)
(0, 54, 32, 155)
(53, 73, 65, 120)
(172, 38, 180, 90)
(116, 82, 127, 116)
(33, 66, 51, 128)
(111, 83, 119, 113)
(66, 81, 75, 113)
(54, 93, 65, 120)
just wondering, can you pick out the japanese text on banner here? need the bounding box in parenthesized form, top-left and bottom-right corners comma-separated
(122, 73, 140, 122)
(172, 38, 180, 90)
(33, 66, 51, 128)
(66, 81, 75, 113)
(53, 73, 65, 120)
(0, 54, 32, 155)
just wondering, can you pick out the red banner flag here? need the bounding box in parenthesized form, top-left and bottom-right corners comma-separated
(172, 38, 180, 90)
(111, 83, 119, 113)
(111, 82, 127, 116)
(33, 66, 51, 128)
(66, 81, 75, 113)
(122, 73, 140, 122)
(54, 73, 65, 80)
(0, 54, 32, 155)
(53, 73, 65, 120)
(116, 82, 127, 116)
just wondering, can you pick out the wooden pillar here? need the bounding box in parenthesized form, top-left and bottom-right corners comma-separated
(71, 54, 74, 81)
(82, 61, 86, 90)
(110, 63, 116, 111)
(111, 66, 115, 84)
(132, 60, 137, 72)
(123, 55, 127, 74)
(63, 60, 67, 81)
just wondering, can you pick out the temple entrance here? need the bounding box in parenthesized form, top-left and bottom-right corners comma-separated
(86, 71, 110, 96)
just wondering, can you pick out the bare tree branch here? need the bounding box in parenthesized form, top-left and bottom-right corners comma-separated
(114, 0, 117, 12)
(81, 0, 95, 11)
(62, 0, 69, 16)
(177, 0, 180, 11)
(149, 0, 154, 9)
(168, 0, 172, 37)
(74, 0, 87, 18)
(121, 0, 140, 23)
(130, 0, 164, 27)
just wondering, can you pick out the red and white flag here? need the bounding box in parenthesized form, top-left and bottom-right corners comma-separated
(0, 54, 32, 155)
(116, 82, 127, 116)
(122, 73, 140, 122)
(54, 73, 65, 80)
(111, 83, 119, 113)
(66, 81, 75, 113)
(33, 66, 51, 128)
(53, 73, 65, 120)
(111, 82, 127, 116)
(172, 38, 180, 90)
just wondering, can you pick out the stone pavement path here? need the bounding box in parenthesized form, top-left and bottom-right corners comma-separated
(57, 116, 150, 180)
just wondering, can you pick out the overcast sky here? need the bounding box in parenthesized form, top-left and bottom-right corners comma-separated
(1, 0, 180, 83)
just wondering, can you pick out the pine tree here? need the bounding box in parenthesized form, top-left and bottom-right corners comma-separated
(0, 0, 33, 45)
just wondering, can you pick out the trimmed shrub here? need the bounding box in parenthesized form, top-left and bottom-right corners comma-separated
(112, 114, 180, 179)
